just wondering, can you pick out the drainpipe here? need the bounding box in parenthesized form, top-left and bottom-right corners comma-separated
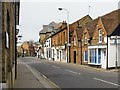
(15, 2, 17, 79)
(81, 40, 82, 65)
(79, 40, 82, 65)
(106, 35, 108, 69)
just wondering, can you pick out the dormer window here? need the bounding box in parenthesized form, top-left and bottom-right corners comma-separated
(85, 36, 88, 44)
(99, 29, 102, 43)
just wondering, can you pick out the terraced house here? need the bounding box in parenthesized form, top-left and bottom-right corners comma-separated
(88, 9, 120, 69)
(70, 15, 92, 64)
(2, 1, 20, 88)
(71, 9, 120, 69)
(51, 21, 67, 62)
(81, 18, 99, 65)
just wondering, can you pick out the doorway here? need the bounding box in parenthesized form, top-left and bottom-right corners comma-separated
(102, 49, 107, 69)
(74, 51, 76, 63)
(60, 51, 61, 62)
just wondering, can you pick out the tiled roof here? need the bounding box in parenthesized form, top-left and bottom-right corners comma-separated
(84, 18, 99, 37)
(101, 9, 120, 36)
(74, 9, 120, 39)
(76, 27, 84, 40)
(69, 15, 93, 33)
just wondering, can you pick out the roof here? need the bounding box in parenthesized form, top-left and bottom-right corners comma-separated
(39, 25, 48, 34)
(101, 9, 120, 36)
(84, 18, 99, 37)
(74, 9, 120, 39)
(76, 27, 84, 40)
(51, 22, 67, 37)
(39, 21, 57, 34)
(69, 15, 93, 33)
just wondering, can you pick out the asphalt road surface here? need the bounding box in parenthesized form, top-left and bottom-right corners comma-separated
(20, 57, 119, 89)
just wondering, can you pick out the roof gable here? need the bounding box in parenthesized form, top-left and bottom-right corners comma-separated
(101, 9, 119, 36)
(69, 15, 93, 33)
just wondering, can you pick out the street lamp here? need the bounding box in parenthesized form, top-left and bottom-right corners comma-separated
(58, 8, 70, 63)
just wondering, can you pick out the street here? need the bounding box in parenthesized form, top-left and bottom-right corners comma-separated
(20, 57, 119, 88)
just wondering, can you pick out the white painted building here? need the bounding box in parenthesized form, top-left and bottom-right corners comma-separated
(44, 37, 52, 60)
(88, 36, 120, 69)
(55, 46, 67, 63)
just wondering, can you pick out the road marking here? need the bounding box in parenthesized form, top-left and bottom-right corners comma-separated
(42, 75, 60, 89)
(52, 65, 60, 69)
(94, 78, 120, 87)
(65, 69, 80, 75)
(42, 75, 47, 79)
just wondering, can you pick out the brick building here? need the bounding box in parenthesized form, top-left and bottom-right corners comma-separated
(2, 1, 20, 88)
(51, 21, 67, 62)
(70, 15, 92, 64)
(88, 9, 120, 69)
(39, 21, 57, 47)
(21, 41, 35, 57)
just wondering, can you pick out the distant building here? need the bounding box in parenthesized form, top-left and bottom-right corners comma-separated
(39, 21, 57, 47)
(21, 41, 35, 57)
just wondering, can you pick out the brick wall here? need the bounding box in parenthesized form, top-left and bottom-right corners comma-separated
(91, 19, 107, 45)
(2, 2, 18, 88)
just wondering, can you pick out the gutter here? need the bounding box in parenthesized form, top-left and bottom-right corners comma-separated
(78, 40, 82, 65)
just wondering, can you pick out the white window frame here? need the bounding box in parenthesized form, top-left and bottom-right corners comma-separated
(74, 36, 76, 46)
(99, 29, 102, 43)
(6, 32, 9, 48)
(84, 36, 88, 44)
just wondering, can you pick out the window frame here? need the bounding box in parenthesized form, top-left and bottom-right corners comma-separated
(84, 36, 88, 44)
(74, 36, 76, 46)
(98, 29, 102, 43)
(84, 51, 88, 62)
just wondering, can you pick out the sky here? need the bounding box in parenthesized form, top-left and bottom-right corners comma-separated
(18, 0, 119, 42)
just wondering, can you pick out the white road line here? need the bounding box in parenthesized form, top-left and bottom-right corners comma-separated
(42, 75, 47, 79)
(52, 65, 60, 69)
(65, 69, 79, 75)
(94, 78, 120, 87)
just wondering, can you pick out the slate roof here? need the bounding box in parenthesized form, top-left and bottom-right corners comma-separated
(39, 21, 57, 34)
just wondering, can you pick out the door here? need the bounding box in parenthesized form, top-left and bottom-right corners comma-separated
(102, 49, 107, 69)
(74, 51, 76, 63)
(98, 49, 101, 64)
(53, 49, 54, 61)
(60, 51, 61, 62)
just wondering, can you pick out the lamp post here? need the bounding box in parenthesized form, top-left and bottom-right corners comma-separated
(58, 8, 70, 63)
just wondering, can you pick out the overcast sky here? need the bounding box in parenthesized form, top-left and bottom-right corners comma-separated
(18, 0, 119, 42)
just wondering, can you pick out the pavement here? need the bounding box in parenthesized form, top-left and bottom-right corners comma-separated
(14, 58, 60, 89)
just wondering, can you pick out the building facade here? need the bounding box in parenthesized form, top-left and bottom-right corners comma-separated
(87, 9, 120, 69)
(2, 1, 20, 88)
(51, 22, 67, 62)
(70, 15, 92, 64)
